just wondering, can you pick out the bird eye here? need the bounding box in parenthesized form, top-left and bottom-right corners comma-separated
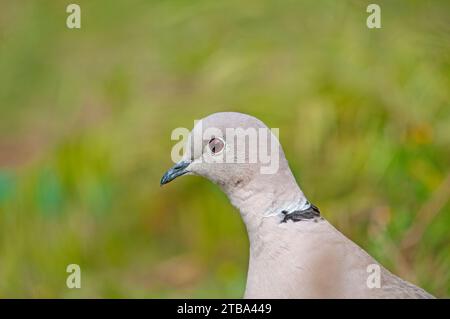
(208, 137, 225, 154)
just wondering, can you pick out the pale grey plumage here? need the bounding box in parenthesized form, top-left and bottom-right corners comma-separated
(161, 112, 434, 299)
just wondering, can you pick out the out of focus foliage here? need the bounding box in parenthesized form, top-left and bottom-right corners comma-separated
(0, 0, 449, 297)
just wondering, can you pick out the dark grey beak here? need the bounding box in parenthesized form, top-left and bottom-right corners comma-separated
(160, 160, 190, 185)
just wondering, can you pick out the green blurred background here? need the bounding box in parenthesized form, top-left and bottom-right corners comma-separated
(0, 0, 449, 298)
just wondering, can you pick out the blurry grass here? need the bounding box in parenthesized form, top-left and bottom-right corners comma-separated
(0, 0, 449, 297)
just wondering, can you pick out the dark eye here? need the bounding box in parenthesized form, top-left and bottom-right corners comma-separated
(208, 137, 225, 154)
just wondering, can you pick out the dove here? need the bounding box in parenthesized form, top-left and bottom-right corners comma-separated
(161, 112, 434, 299)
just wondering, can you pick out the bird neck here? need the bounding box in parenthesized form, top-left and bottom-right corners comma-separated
(223, 166, 309, 243)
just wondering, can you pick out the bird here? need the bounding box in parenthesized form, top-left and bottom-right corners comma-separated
(160, 112, 434, 299)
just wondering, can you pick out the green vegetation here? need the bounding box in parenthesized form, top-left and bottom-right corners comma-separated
(0, 0, 449, 297)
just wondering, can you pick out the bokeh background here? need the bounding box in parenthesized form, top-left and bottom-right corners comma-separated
(0, 0, 449, 298)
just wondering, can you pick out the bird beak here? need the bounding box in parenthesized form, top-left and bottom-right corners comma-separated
(160, 160, 190, 185)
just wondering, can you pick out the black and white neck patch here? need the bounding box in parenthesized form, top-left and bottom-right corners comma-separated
(280, 202, 321, 223)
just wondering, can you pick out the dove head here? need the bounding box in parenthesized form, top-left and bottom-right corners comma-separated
(161, 112, 283, 187)
(161, 112, 309, 225)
